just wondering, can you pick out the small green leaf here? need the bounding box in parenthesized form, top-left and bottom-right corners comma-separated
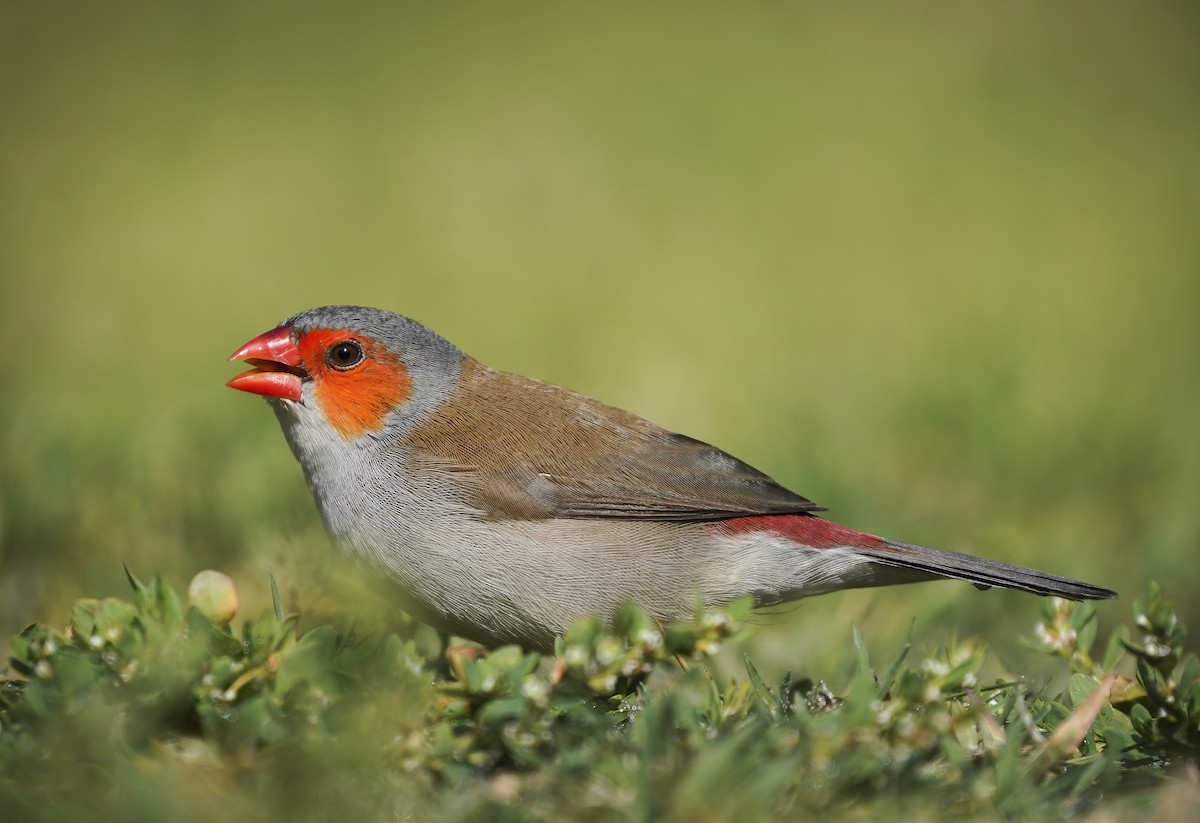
(664, 624, 697, 655)
(151, 574, 185, 630)
(1102, 724, 1134, 758)
(1069, 673, 1099, 708)
(846, 624, 876, 709)
(122, 563, 146, 596)
(478, 696, 530, 724)
(877, 620, 914, 698)
(613, 602, 651, 639)
(186, 607, 245, 657)
(744, 654, 775, 718)
(275, 626, 338, 698)
(269, 569, 284, 622)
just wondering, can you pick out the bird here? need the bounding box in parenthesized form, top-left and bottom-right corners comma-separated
(227, 305, 1116, 650)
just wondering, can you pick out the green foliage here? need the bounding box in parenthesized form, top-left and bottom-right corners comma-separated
(2, 573, 1197, 820)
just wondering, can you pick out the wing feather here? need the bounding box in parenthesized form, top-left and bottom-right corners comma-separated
(404, 360, 824, 522)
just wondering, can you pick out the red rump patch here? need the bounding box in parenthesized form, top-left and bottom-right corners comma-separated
(708, 514, 888, 549)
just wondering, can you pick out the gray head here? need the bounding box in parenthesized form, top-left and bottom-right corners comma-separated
(229, 305, 468, 443)
(285, 305, 468, 440)
(285, 305, 465, 368)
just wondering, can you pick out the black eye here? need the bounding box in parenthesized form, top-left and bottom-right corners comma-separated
(326, 340, 365, 370)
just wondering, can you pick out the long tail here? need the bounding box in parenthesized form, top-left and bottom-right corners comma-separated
(711, 514, 1117, 601)
(861, 538, 1117, 601)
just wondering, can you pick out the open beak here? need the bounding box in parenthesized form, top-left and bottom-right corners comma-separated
(226, 325, 307, 402)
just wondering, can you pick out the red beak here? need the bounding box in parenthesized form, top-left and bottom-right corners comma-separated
(226, 325, 306, 402)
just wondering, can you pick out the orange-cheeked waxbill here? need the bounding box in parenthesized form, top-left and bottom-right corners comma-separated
(227, 306, 1116, 650)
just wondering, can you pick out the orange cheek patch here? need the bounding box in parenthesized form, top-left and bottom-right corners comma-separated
(299, 329, 413, 438)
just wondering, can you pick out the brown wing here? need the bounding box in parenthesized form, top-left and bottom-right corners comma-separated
(405, 358, 825, 522)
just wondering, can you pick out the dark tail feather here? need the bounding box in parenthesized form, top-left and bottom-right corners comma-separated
(862, 539, 1117, 601)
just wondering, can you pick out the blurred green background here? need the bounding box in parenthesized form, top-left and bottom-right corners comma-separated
(1, 1, 1197, 677)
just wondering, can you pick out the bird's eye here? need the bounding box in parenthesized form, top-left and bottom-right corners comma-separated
(326, 340, 365, 370)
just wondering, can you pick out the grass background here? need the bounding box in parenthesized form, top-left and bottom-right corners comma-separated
(2, 0, 1197, 694)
